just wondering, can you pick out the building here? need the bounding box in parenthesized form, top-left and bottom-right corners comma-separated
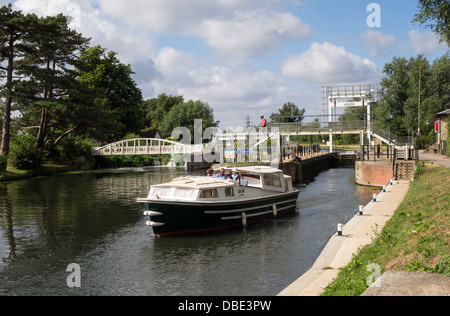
(434, 109, 449, 155)
(139, 129, 162, 140)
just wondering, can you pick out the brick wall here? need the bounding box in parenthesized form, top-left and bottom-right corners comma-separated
(355, 161, 393, 187)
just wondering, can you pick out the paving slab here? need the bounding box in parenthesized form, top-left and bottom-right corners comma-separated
(362, 271, 450, 296)
(419, 151, 450, 168)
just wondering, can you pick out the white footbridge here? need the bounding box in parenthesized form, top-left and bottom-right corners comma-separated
(92, 85, 414, 159)
(91, 139, 199, 156)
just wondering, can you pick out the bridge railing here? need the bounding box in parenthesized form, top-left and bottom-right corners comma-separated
(92, 138, 193, 156)
(271, 120, 366, 134)
(371, 121, 414, 147)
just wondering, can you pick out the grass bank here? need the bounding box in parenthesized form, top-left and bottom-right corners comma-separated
(322, 163, 450, 296)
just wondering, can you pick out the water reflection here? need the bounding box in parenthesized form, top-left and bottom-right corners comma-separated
(1, 167, 374, 296)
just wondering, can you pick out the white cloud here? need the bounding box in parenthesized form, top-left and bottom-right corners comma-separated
(96, 0, 272, 33)
(408, 30, 447, 55)
(95, 0, 311, 58)
(281, 42, 379, 84)
(360, 30, 397, 57)
(151, 47, 289, 127)
(13, 0, 159, 74)
(200, 10, 311, 57)
(7, 0, 319, 127)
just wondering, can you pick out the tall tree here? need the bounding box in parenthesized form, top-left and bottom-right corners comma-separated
(270, 102, 305, 123)
(376, 54, 448, 144)
(403, 55, 434, 132)
(142, 93, 184, 131)
(0, 5, 33, 156)
(431, 52, 450, 110)
(414, 0, 450, 45)
(375, 57, 410, 132)
(17, 14, 90, 151)
(76, 46, 144, 140)
(160, 100, 219, 140)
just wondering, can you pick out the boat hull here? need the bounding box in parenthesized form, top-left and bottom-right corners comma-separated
(140, 191, 300, 236)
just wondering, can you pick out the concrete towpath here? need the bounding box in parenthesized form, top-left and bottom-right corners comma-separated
(419, 151, 450, 168)
(278, 180, 410, 296)
(279, 152, 450, 296)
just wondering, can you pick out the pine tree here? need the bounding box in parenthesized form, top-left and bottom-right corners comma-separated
(0, 4, 34, 156)
(17, 14, 90, 151)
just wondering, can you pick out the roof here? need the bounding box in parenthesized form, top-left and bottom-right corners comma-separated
(153, 176, 236, 189)
(437, 109, 450, 116)
(221, 166, 283, 174)
(239, 166, 283, 174)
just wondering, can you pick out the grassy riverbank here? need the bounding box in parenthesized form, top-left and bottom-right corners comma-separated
(0, 163, 73, 181)
(322, 163, 450, 296)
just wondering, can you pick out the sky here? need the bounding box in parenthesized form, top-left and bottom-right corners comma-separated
(2, 0, 448, 129)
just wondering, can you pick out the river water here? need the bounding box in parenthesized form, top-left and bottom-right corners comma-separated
(0, 167, 374, 296)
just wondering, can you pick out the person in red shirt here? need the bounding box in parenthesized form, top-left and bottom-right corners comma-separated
(260, 116, 267, 128)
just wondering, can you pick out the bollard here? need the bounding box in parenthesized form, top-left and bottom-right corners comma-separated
(373, 194, 377, 202)
(383, 185, 386, 192)
(337, 224, 344, 236)
(359, 205, 364, 216)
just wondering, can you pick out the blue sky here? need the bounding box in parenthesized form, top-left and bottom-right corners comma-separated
(3, 0, 448, 128)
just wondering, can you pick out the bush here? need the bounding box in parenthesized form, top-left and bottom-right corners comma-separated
(54, 137, 95, 160)
(0, 155, 7, 172)
(9, 133, 43, 170)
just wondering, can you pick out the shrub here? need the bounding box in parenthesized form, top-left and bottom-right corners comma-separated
(0, 155, 7, 172)
(55, 137, 95, 160)
(9, 133, 43, 170)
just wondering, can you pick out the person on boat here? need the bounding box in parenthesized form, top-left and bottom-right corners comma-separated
(231, 168, 241, 184)
(216, 168, 228, 179)
(206, 168, 214, 177)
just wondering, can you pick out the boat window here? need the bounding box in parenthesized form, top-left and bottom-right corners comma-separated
(150, 187, 171, 198)
(225, 187, 234, 197)
(174, 188, 197, 199)
(200, 189, 219, 199)
(264, 174, 282, 187)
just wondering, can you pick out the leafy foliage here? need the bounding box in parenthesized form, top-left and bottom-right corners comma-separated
(375, 53, 450, 148)
(270, 102, 305, 123)
(0, 155, 7, 172)
(9, 132, 42, 170)
(414, 0, 450, 45)
(77, 46, 144, 140)
(160, 100, 219, 141)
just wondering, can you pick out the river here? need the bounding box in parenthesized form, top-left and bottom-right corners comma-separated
(0, 167, 374, 296)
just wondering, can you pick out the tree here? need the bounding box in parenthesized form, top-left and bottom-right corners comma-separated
(0, 5, 34, 156)
(431, 52, 450, 110)
(403, 55, 434, 132)
(77, 46, 144, 140)
(17, 14, 91, 151)
(375, 57, 411, 132)
(414, 0, 450, 45)
(375, 54, 449, 147)
(270, 102, 305, 123)
(142, 93, 184, 131)
(160, 100, 219, 141)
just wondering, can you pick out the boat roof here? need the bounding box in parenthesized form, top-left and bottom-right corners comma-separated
(238, 166, 283, 174)
(219, 166, 284, 174)
(152, 176, 236, 189)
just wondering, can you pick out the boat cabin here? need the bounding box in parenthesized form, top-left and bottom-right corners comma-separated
(145, 166, 294, 202)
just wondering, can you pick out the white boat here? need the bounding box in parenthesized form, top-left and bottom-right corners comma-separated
(137, 166, 301, 236)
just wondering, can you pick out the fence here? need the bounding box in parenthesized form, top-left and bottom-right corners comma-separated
(281, 144, 322, 161)
(359, 144, 418, 162)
